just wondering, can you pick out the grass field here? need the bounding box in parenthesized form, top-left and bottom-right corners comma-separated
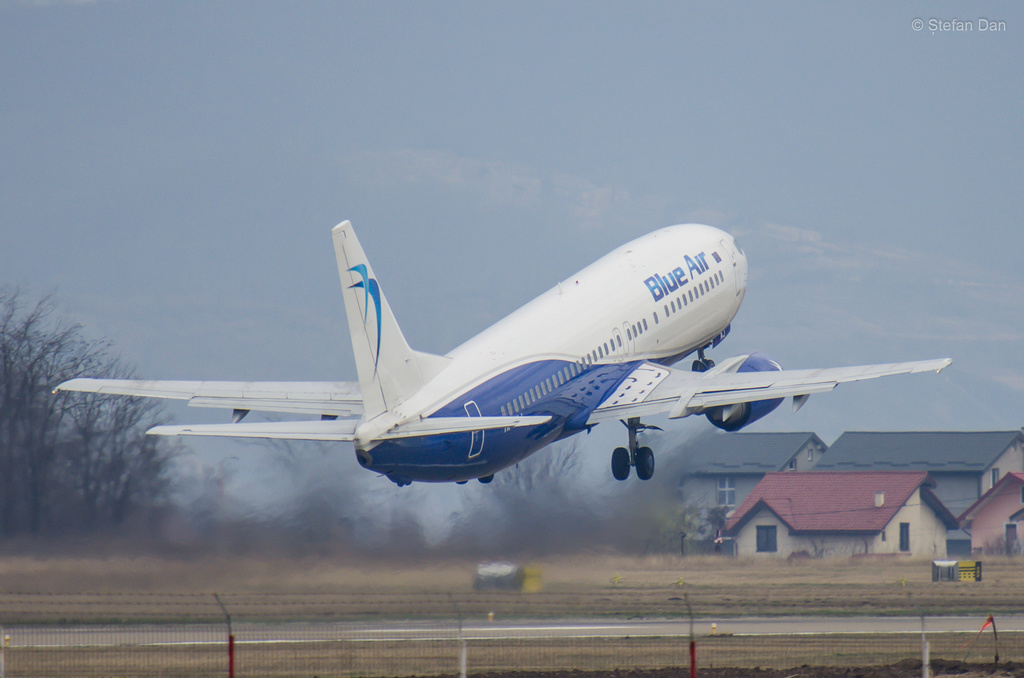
(0, 551, 1020, 622)
(1, 551, 1021, 677)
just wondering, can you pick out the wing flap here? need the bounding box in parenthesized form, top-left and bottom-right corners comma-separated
(186, 397, 361, 417)
(148, 420, 360, 441)
(685, 381, 840, 409)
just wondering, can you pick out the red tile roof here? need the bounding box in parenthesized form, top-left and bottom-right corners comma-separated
(724, 471, 942, 534)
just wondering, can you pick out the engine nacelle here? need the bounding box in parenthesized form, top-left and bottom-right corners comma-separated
(705, 352, 784, 431)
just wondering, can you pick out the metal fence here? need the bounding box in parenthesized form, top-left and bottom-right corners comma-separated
(0, 594, 1018, 677)
(1, 621, 1018, 677)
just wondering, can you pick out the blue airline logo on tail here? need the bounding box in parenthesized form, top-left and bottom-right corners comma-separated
(643, 252, 711, 301)
(348, 264, 382, 375)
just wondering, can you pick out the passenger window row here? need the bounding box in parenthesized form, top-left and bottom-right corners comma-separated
(664, 270, 725, 317)
(500, 270, 727, 416)
(501, 361, 585, 416)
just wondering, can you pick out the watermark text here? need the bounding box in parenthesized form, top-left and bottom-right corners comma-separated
(913, 17, 1007, 34)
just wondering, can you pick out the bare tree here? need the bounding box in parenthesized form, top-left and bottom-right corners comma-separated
(63, 360, 171, 528)
(0, 288, 171, 537)
(0, 290, 84, 534)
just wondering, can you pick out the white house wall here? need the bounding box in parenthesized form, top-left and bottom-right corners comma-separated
(931, 474, 988, 518)
(734, 489, 948, 558)
(871, 489, 948, 557)
(985, 442, 1024, 494)
(681, 475, 764, 511)
(792, 440, 826, 472)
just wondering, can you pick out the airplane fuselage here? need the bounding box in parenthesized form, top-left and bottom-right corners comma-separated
(56, 219, 950, 487)
(356, 224, 747, 484)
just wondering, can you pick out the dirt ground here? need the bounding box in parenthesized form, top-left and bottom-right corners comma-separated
(470, 661, 1024, 677)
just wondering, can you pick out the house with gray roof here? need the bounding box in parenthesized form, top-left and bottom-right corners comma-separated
(812, 431, 1024, 517)
(679, 432, 827, 512)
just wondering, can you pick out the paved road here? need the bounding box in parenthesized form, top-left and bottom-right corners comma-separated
(6, 615, 1022, 648)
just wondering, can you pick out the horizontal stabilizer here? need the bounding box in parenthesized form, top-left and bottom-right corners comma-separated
(376, 415, 551, 439)
(148, 414, 551, 442)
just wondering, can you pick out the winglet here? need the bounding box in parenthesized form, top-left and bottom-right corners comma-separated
(332, 221, 450, 420)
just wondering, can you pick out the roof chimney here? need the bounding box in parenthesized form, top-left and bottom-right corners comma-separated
(875, 491, 885, 508)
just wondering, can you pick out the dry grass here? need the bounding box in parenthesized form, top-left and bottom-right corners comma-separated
(2, 552, 1021, 676)
(0, 552, 1020, 622)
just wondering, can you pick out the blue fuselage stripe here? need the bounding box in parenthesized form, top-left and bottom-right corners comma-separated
(359, 359, 641, 483)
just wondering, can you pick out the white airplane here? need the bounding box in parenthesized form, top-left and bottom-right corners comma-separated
(58, 222, 951, 486)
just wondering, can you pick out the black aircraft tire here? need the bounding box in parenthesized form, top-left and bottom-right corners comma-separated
(635, 447, 655, 481)
(611, 447, 630, 481)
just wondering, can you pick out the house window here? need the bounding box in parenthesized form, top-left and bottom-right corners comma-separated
(807, 447, 813, 461)
(717, 477, 735, 507)
(756, 525, 777, 553)
(1006, 524, 1018, 552)
(992, 468, 1000, 488)
(1020, 486, 1024, 503)
(881, 530, 886, 542)
(899, 522, 910, 552)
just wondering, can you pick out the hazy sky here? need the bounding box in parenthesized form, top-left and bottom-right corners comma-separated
(2, 2, 1022, 518)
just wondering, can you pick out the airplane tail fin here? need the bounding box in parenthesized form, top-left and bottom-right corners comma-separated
(332, 221, 450, 420)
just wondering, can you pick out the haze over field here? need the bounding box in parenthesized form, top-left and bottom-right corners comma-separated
(2, 2, 1021, 550)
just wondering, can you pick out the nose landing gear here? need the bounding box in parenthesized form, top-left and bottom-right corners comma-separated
(610, 417, 661, 481)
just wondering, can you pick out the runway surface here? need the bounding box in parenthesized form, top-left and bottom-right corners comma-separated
(7, 615, 1023, 648)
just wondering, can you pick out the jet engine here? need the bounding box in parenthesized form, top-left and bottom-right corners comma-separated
(704, 352, 784, 431)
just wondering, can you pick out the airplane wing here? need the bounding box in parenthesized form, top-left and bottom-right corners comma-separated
(587, 356, 952, 424)
(147, 415, 551, 441)
(55, 379, 364, 418)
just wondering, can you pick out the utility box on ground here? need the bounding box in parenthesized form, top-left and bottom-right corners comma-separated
(958, 560, 982, 582)
(473, 562, 543, 592)
(932, 560, 983, 582)
(932, 560, 958, 582)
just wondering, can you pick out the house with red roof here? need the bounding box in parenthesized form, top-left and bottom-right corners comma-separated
(958, 472, 1024, 555)
(723, 471, 959, 558)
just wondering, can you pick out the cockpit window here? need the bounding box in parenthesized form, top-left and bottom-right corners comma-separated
(733, 237, 744, 255)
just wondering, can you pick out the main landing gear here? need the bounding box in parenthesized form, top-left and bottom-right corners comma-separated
(611, 417, 661, 481)
(692, 346, 716, 373)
